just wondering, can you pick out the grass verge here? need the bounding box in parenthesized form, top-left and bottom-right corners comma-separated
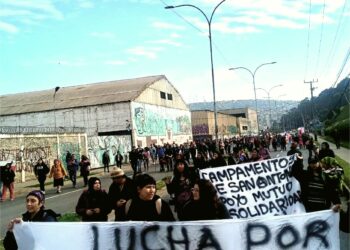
(336, 156, 350, 189)
(58, 212, 81, 222)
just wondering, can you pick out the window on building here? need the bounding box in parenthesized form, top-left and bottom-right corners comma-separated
(242, 126, 248, 130)
(167, 93, 173, 100)
(160, 91, 166, 99)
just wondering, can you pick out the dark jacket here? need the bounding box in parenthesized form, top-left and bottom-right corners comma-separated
(34, 162, 50, 179)
(67, 159, 79, 173)
(79, 160, 90, 175)
(76, 189, 110, 221)
(287, 149, 304, 182)
(1, 165, 15, 186)
(107, 177, 136, 221)
(182, 199, 231, 221)
(300, 168, 341, 212)
(3, 208, 59, 250)
(124, 195, 175, 221)
(318, 148, 335, 160)
(208, 157, 227, 168)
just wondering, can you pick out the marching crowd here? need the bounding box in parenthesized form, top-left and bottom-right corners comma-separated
(2, 132, 348, 249)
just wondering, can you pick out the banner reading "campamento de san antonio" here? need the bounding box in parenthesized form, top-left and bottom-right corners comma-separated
(200, 154, 306, 219)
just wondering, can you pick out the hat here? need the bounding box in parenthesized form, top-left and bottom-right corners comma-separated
(110, 168, 125, 178)
(27, 190, 45, 204)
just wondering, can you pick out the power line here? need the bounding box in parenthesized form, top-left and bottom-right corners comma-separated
(159, 0, 232, 68)
(314, 0, 326, 77)
(331, 47, 350, 88)
(304, 0, 313, 80)
(320, 0, 348, 79)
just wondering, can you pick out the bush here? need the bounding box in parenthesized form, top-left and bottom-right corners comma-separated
(58, 212, 81, 222)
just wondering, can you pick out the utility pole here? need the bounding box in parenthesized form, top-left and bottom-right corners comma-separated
(304, 79, 318, 140)
(304, 79, 318, 120)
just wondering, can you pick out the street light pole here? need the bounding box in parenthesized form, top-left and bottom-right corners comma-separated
(165, 0, 226, 141)
(53, 86, 60, 158)
(229, 62, 276, 134)
(256, 84, 283, 129)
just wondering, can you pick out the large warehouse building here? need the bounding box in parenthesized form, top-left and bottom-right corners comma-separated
(0, 75, 192, 168)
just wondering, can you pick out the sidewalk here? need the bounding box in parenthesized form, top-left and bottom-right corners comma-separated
(317, 136, 350, 164)
(12, 164, 135, 199)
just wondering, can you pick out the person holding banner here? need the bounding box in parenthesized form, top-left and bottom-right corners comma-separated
(182, 179, 230, 221)
(3, 190, 59, 250)
(248, 148, 263, 162)
(300, 158, 341, 213)
(208, 151, 227, 168)
(123, 173, 175, 221)
(76, 177, 110, 221)
(287, 142, 304, 183)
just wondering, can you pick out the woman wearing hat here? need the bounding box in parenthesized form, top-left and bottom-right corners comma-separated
(76, 177, 110, 221)
(108, 168, 136, 221)
(3, 190, 59, 249)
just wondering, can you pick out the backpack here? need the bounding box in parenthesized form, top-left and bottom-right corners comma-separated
(125, 198, 162, 215)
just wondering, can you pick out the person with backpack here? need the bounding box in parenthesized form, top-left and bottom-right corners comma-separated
(108, 168, 135, 221)
(3, 190, 60, 249)
(122, 174, 174, 221)
(34, 158, 50, 194)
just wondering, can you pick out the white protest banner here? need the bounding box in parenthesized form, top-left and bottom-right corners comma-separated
(13, 210, 339, 250)
(200, 155, 305, 219)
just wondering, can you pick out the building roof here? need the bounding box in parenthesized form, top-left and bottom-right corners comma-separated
(0, 75, 166, 116)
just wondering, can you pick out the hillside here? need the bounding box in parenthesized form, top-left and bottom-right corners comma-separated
(189, 99, 299, 130)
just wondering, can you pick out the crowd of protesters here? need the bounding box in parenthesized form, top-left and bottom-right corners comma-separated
(3, 131, 348, 249)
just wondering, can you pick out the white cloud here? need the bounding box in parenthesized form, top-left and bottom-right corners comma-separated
(0, 0, 64, 34)
(187, 0, 345, 32)
(0, 0, 63, 20)
(126, 46, 163, 59)
(170, 33, 181, 38)
(223, 15, 305, 30)
(152, 21, 186, 30)
(0, 21, 19, 33)
(147, 39, 182, 47)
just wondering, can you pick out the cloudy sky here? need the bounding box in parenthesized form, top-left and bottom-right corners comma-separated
(1, 0, 349, 103)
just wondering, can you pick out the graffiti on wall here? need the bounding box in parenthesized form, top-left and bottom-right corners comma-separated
(87, 135, 131, 168)
(58, 140, 81, 167)
(0, 135, 85, 173)
(192, 124, 209, 135)
(133, 103, 191, 137)
(228, 125, 237, 134)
